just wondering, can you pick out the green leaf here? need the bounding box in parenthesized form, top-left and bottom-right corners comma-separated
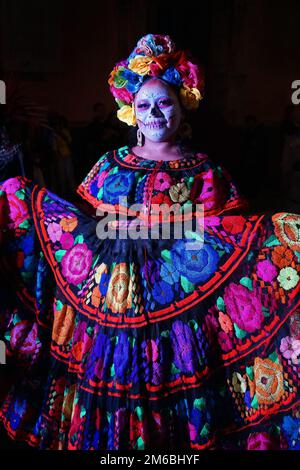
(251, 394, 259, 409)
(216, 296, 225, 312)
(15, 189, 25, 200)
(268, 351, 279, 364)
(194, 398, 206, 410)
(240, 277, 253, 290)
(246, 366, 254, 381)
(234, 323, 248, 339)
(74, 235, 84, 245)
(135, 436, 145, 450)
(262, 306, 270, 317)
(110, 364, 115, 377)
(55, 249, 67, 263)
(161, 249, 171, 262)
(188, 319, 199, 332)
(161, 330, 170, 338)
(135, 406, 143, 421)
(264, 235, 280, 247)
(200, 423, 210, 438)
(294, 251, 300, 262)
(180, 275, 195, 293)
(19, 219, 30, 230)
(171, 363, 181, 374)
(56, 300, 63, 311)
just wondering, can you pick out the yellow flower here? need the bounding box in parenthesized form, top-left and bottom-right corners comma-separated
(179, 86, 202, 110)
(117, 104, 137, 126)
(128, 55, 153, 75)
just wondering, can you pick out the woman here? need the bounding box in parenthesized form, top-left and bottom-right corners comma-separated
(0, 34, 299, 450)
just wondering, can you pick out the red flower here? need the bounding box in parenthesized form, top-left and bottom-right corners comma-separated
(221, 216, 246, 234)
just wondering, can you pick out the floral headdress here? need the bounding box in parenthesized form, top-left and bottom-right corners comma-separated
(108, 34, 204, 126)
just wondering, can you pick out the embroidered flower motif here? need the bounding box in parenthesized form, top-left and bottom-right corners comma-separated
(106, 263, 132, 314)
(1, 177, 21, 194)
(169, 182, 190, 203)
(218, 311, 233, 333)
(60, 216, 78, 232)
(7, 195, 29, 228)
(52, 304, 75, 345)
(103, 171, 134, 204)
(170, 320, 196, 374)
(171, 239, 219, 284)
(232, 372, 247, 393)
(253, 357, 284, 405)
(61, 243, 93, 285)
(277, 267, 299, 291)
(272, 213, 300, 251)
(152, 280, 174, 304)
(280, 336, 300, 364)
(47, 222, 62, 242)
(153, 172, 172, 191)
(221, 216, 246, 234)
(218, 331, 233, 352)
(223, 282, 263, 333)
(60, 232, 74, 249)
(247, 432, 278, 450)
(256, 259, 278, 283)
(91, 286, 101, 307)
(10, 321, 38, 354)
(271, 245, 294, 268)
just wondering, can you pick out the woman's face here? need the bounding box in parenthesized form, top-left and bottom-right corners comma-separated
(134, 78, 182, 142)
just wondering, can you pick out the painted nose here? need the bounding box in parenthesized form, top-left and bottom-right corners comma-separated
(149, 105, 162, 117)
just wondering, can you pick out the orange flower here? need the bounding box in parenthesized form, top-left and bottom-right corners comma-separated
(106, 263, 132, 314)
(253, 357, 284, 405)
(52, 304, 75, 345)
(60, 216, 78, 232)
(272, 213, 300, 251)
(271, 245, 294, 269)
(218, 311, 233, 333)
(91, 285, 101, 307)
(61, 384, 76, 421)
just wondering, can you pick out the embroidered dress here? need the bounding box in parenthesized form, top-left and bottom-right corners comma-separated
(0, 146, 299, 450)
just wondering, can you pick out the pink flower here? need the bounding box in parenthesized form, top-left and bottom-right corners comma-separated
(7, 195, 29, 228)
(110, 85, 133, 104)
(2, 177, 21, 194)
(223, 282, 263, 333)
(280, 336, 300, 364)
(218, 331, 233, 352)
(177, 61, 201, 88)
(154, 172, 172, 191)
(61, 243, 93, 285)
(47, 222, 62, 242)
(60, 232, 74, 250)
(247, 432, 278, 450)
(256, 259, 277, 283)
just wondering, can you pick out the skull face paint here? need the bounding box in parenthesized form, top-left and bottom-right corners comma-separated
(134, 78, 182, 142)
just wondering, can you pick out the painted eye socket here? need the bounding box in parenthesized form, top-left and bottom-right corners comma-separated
(158, 98, 173, 107)
(136, 102, 150, 110)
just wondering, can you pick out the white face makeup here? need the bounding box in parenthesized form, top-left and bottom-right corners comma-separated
(134, 78, 182, 142)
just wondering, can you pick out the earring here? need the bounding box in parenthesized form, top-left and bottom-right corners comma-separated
(137, 128, 143, 147)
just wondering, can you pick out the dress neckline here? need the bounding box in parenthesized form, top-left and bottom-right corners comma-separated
(114, 145, 207, 170)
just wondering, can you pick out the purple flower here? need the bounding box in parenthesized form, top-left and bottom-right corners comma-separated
(152, 280, 174, 304)
(218, 331, 233, 352)
(61, 243, 92, 285)
(170, 320, 196, 374)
